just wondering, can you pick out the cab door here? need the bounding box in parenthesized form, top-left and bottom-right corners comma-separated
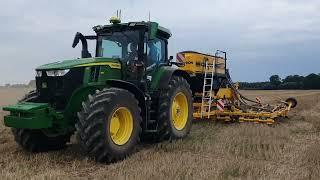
(144, 37, 166, 74)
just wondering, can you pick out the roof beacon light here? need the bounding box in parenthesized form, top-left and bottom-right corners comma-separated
(110, 10, 121, 24)
(110, 16, 121, 24)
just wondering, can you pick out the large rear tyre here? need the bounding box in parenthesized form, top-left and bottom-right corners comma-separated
(156, 76, 193, 141)
(12, 90, 72, 152)
(76, 88, 142, 163)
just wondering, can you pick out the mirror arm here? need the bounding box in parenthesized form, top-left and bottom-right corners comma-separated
(169, 61, 185, 67)
(166, 55, 185, 67)
(72, 32, 92, 58)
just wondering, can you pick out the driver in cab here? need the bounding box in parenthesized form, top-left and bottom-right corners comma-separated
(146, 40, 159, 71)
(127, 42, 144, 80)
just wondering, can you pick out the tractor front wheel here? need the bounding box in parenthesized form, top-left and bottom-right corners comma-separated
(12, 129, 72, 152)
(76, 88, 142, 163)
(12, 90, 72, 152)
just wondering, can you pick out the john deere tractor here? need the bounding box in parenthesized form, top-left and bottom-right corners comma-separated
(2, 17, 193, 163)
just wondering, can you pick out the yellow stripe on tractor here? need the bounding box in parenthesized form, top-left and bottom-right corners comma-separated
(75, 62, 121, 69)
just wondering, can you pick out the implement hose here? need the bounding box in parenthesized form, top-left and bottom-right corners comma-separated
(225, 70, 272, 112)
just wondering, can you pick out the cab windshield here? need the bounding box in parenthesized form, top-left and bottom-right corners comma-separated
(96, 30, 140, 61)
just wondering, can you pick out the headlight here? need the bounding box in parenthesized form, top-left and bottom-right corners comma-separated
(36, 71, 42, 77)
(46, 69, 70, 76)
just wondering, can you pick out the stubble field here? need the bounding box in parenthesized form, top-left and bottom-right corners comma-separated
(0, 88, 320, 179)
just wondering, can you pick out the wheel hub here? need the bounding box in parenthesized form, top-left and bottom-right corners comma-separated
(109, 107, 133, 145)
(171, 92, 189, 130)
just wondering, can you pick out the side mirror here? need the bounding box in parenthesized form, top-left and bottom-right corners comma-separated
(168, 56, 185, 67)
(72, 32, 81, 48)
(72, 32, 92, 58)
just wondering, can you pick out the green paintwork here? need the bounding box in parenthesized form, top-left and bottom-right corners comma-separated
(36, 57, 119, 70)
(62, 85, 105, 125)
(148, 22, 158, 40)
(3, 57, 122, 132)
(3, 102, 48, 112)
(83, 67, 92, 84)
(150, 66, 175, 90)
(82, 65, 122, 84)
(2, 86, 104, 132)
(3, 102, 61, 129)
(2, 19, 176, 134)
(97, 66, 122, 83)
(2, 86, 106, 132)
(3, 66, 121, 132)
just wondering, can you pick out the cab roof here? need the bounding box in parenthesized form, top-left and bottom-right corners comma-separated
(93, 21, 172, 39)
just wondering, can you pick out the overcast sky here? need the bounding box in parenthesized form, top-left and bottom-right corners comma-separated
(1, 0, 319, 85)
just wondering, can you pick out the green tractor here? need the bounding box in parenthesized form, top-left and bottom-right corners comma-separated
(2, 17, 193, 163)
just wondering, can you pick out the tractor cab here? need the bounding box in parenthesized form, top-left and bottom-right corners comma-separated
(73, 17, 172, 86)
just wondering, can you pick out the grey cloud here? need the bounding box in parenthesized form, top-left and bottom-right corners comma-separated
(0, 0, 319, 84)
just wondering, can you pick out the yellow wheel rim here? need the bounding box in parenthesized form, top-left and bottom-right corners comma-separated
(171, 92, 189, 130)
(109, 107, 133, 145)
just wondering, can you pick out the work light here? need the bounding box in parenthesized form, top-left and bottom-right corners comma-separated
(46, 69, 70, 77)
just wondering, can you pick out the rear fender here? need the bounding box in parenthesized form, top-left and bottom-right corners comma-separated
(151, 66, 191, 90)
(105, 80, 146, 102)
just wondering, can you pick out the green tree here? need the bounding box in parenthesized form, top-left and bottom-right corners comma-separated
(303, 73, 320, 89)
(283, 75, 304, 83)
(269, 75, 281, 87)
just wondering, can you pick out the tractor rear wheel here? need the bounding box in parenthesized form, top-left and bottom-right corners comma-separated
(76, 88, 142, 163)
(156, 76, 193, 141)
(12, 90, 72, 152)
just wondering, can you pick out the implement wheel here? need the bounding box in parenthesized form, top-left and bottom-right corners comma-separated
(76, 88, 142, 163)
(156, 76, 193, 141)
(286, 97, 297, 108)
(12, 91, 72, 152)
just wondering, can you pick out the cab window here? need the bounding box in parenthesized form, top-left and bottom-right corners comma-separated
(146, 38, 165, 67)
(97, 30, 140, 61)
(100, 40, 122, 58)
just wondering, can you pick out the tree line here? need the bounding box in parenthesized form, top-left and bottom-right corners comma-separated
(239, 73, 320, 90)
